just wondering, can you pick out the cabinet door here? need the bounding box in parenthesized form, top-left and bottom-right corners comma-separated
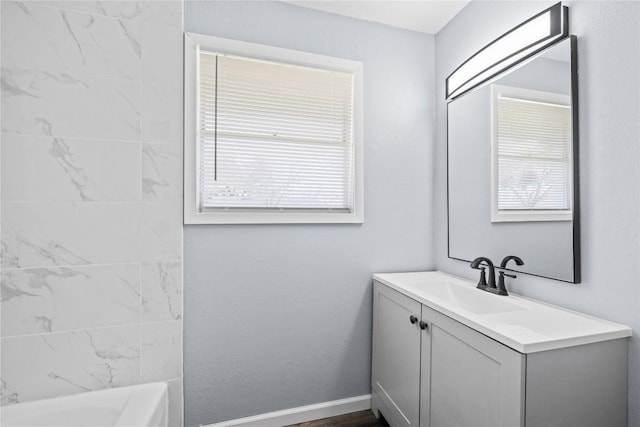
(420, 305, 525, 427)
(372, 282, 422, 427)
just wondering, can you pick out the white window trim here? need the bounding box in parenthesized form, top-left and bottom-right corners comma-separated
(490, 84, 573, 223)
(184, 33, 364, 225)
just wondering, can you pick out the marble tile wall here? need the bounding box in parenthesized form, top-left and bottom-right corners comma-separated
(0, 1, 184, 425)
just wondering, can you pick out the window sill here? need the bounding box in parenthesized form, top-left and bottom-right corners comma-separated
(183, 210, 364, 225)
(491, 210, 572, 223)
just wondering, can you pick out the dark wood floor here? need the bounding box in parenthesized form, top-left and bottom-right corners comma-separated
(286, 410, 389, 427)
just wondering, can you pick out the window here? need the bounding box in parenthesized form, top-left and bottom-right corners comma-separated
(491, 85, 573, 222)
(184, 33, 363, 224)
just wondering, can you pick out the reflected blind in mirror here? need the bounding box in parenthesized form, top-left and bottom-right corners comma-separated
(496, 96, 571, 211)
(198, 51, 355, 212)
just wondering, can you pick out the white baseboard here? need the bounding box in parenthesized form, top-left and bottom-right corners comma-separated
(202, 394, 372, 427)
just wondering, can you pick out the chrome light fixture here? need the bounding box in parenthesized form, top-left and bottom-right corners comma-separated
(446, 2, 568, 100)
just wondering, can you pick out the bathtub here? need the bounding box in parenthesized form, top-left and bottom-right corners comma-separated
(1, 382, 168, 427)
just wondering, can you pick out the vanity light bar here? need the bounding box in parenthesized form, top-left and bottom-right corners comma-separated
(446, 2, 568, 100)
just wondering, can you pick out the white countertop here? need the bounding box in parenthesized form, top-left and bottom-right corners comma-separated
(373, 271, 632, 353)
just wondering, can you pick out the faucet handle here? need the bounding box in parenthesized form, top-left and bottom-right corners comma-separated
(476, 267, 488, 290)
(496, 270, 515, 296)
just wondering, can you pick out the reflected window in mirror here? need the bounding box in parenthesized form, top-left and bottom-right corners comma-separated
(491, 85, 573, 222)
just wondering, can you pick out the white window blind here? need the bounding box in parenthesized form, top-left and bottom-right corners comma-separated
(496, 95, 572, 212)
(198, 51, 355, 213)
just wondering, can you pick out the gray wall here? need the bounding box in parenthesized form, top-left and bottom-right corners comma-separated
(435, 1, 640, 424)
(183, 1, 435, 425)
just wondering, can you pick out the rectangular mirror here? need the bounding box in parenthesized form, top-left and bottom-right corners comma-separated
(447, 36, 580, 283)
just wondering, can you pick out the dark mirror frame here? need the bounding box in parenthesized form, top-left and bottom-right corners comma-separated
(446, 35, 581, 283)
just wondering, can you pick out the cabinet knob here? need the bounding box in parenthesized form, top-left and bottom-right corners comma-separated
(419, 321, 428, 330)
(409, 315, 418, 324)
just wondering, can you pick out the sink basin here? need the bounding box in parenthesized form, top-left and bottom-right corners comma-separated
(380, 273, 526, 315)
(373, 271, 632, 353)
(416, 281, 526, 315)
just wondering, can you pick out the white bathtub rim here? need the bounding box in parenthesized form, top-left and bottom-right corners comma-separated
(1, 382, 168, 427)
(116, 382, 168, 427)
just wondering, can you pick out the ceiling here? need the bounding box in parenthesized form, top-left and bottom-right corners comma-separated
(282, 1, 470, 35)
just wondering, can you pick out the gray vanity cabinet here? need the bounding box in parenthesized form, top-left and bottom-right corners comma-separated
(372, 281, 523, 427)
(371, 281, 422, 427)
(372, 280, 627, 427)
(419, 304, 524, 427)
